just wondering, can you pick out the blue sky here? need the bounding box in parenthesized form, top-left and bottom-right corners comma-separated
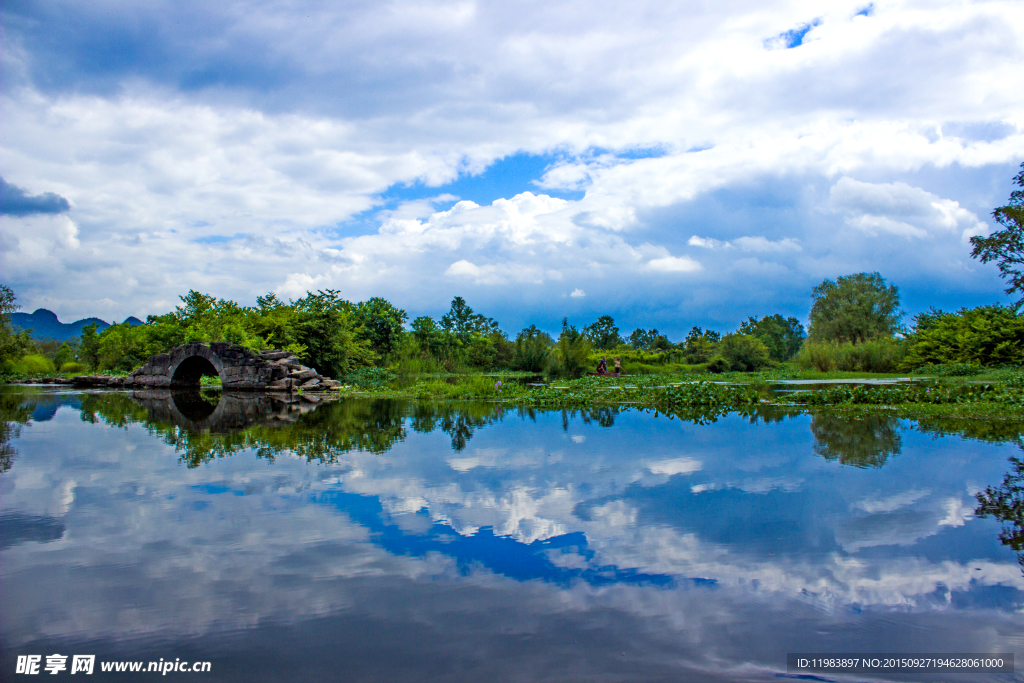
(1, 0, 1022, 338)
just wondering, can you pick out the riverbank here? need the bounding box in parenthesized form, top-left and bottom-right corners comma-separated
(5, 368, 1024, 421)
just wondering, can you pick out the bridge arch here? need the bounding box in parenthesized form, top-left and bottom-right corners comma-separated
(168, 345, 227, 387)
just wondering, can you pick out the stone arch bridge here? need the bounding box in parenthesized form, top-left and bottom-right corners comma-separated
(121, 342, 340, 391)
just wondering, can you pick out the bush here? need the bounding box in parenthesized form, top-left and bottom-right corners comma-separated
(717, 334, 773, 372)
(10, 354, 56, 374)
(59, 362, 88, 374)
(706, 356, 730, 373)
(795, 338, 907, 373)
(342, 367, 397, 388)
(911, 363, 984, 377)
(903, 304, 1024, 368)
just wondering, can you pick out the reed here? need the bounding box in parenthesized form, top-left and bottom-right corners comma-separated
(795, 338, 907, 373)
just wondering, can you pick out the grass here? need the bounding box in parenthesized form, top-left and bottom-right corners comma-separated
(331, 368, 1024, 422)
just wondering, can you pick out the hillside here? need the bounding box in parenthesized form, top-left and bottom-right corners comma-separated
(11, 309, 144, 341)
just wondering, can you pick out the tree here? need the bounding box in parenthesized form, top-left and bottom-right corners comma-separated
(627, 328, 671, 351)
(738, 314, 805, 361)
(440, 296, 498, 341)
(291, 289, 375, 376)
(583, 316, 622, 349)
(971, 162, 1024, 308)
(511, 325, 553, 372)
(903, 304, 1024, 367)
(0, 284, 33, 368)
(354, 297, 408, 357)
(808, 272, 902, 343)
(714, 333, 772, 372)
(683, 326, 719, 364)
(549, 318, 591, 378)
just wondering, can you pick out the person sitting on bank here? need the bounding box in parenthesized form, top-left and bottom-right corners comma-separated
(613, 358, 622, 375)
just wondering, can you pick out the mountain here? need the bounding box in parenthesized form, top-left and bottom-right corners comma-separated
(10, 309, 143, 341)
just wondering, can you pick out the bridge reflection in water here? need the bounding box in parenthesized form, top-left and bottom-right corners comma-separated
(130, 389, 323, 433)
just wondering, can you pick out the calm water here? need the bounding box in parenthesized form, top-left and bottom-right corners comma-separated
(1, 387, 1022, 682)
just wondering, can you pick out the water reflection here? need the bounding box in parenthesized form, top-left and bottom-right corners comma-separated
(0, 392, 31, 472)
(976, 456, 1024, 572)
(810, 413, 902, 468)
(2, 388, 1024, 681)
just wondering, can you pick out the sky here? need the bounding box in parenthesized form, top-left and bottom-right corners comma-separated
(1, 0, 1022, 338)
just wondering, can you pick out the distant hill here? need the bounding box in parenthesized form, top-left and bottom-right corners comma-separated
(10, 309, 144, 341)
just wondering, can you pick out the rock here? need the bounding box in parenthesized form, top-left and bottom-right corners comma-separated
(267, 378, 291, 390)
(260, 351, 291, 360)
(300, 378, 321, 388)
(288, 368, 317, 381)
(321, 379, 341, 389)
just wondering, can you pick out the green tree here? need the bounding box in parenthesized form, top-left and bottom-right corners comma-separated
(355, 297, 408, 358)
(411, 316, 444, 356)
(738, 314, 805, 361)
(79, 322, 101, 369)
(971, 162, 1024, 308)
(0, 285, 32, 368)
(627, 328, 671, 351)
(440, 296, 498, 341)
(583, 316, 622, 349)
(714, 333, 772, 372)
(809, 272, 902, 343)
(683, 326, 720, 364)
(549, 318, 592, 378)
(53, 342, 74, 369)
(903, 304, 1024, 367)
(291, 290, 375, 377)
(511, 325, 554, 371)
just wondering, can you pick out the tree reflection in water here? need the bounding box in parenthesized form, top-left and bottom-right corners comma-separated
(976, 456, 1024, 572)
(0, 393, 32, 472)
(810, 413, 902, 468)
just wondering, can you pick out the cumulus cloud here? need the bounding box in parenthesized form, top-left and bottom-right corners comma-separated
(0, 0, 1021, 328)
(830, 177, 988, 242)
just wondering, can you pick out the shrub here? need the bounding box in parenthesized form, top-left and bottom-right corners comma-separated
(11, 354, 56, 374)
(717, 334, 773, 372)
(59, 362, 88, 374)
(903, 304, 1024, 368)
(911, 363, 984, 377)
(343, 367, 397, 388)
(706, 356, 730, 373)
(795, 338, 907, 373)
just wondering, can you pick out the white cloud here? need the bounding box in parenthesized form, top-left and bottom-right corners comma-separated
(830, 177, 989, 242)
(647, 256, 703, 273)
(0, 0, 1021, 324)
(689, 235, 800, 253)
(646, 457, 703, 476)
(570, 288, 586, 298)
